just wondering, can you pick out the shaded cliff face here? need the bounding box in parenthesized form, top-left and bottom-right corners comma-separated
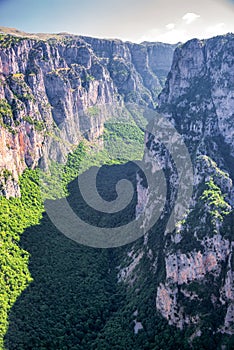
(159, 34, 234, 162)
(121, 34, 234, 340)
(0, 32, 176, 197)
(154, 34, 234, 336)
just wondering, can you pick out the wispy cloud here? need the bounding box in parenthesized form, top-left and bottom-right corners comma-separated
(166, 23, 175, 30)
(182, 12, 200, 24)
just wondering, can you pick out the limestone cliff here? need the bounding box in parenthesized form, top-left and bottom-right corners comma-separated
(121, 34, 234, 341)
(0, 30, 176, 197)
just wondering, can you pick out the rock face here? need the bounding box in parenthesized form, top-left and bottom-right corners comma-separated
(121, 34, 234, 340)
(154, 34, 234, 335)
(0, 31, 176, 196)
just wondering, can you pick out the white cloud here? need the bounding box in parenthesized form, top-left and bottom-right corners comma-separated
(182, 12, 200, 24)
(137, 7, 233, 45)
(166, 23, 175, 30)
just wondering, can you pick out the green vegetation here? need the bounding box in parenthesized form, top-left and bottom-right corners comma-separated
(0, 170, 12, 181)
(2, 165, 191, 350)
(0, 170, 44, 349)
(87, 105, 100, 117)
(201, 178, 231, 222)
(11, 73, 24, 80)
(8, 74, 35, 103)
(105, 121, 144, 143)
(0, 34, 24, 48)
(47, 67, 70, 76)
(39, 142, 86, 199)
(85, 74, 95, 82)
(0, 116, 145, 347)
(0, 99, 13, 121)
(72, 120, 144, 172)
(102, 121, 144, 162)
(0, 99, 16, 133)
(173, 176, 232, 252)
(109, 58, 129, 83)
(16, 93, 35, 102)
(39, 120, 144, 199)
(23, 116, 45, 132)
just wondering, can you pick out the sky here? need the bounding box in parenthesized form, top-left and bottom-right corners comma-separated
(0, 0, 233, 43)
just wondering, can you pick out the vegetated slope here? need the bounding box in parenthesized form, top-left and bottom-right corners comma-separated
(0, 119, 145, 348)
(4, 163, 189, 350)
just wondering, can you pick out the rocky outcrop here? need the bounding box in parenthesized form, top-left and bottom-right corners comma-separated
(121, 34, 234, 340)
(154, 34, 234, 335)
(0, 31, 176, 196)
(158, 34, 234, 162)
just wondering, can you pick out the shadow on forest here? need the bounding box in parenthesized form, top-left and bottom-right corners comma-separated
(4, 162, 212, 350)
(4, 163, 140, 350)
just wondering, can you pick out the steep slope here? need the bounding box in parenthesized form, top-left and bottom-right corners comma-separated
(156, 33, 234, 336)
(119, 33, 234, 346)
(0, 29, 176, 197)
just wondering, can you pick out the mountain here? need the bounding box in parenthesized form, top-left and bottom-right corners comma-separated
(157, 34, 234, 331)
(0, 28, 176, 197)
(121, 33, 234, 345)
(0, 29, 234, 349)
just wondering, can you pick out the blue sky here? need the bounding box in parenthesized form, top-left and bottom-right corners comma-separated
(0, 0, 233, 43)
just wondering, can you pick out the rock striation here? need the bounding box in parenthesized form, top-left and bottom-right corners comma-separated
(155, 34, 234, 335)
(122, 34, 234, 339)
(0, 30, 176, 196)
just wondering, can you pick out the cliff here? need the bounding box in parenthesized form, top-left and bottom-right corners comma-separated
(121, 34, 234, 341)
(0, 30, 176, 197)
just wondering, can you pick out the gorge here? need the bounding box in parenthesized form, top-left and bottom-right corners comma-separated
(0, 28, 234, 349)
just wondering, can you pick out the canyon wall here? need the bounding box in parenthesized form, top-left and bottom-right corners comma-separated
(0, 31, 176, 197)
(121, 34, 234, 339)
